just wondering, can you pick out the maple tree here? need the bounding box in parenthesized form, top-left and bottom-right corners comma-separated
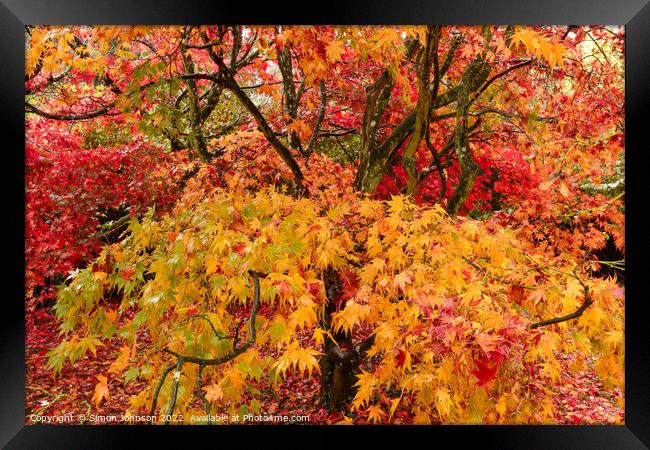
(25, 25, 624, 424)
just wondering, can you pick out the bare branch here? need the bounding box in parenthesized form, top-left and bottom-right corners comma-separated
(304, 79, 327, 156)
(163, 358, 184, 424)
(467, 58, 535, 110)
(162, 270, 262, 365)
(149, 363, 176, 417)
(25, 101, 117, 121)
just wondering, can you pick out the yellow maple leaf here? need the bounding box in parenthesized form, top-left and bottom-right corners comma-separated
(413, 411, 431, 424)
(528, 288, 546, 305)
(372, 28, 401, 53)
(326, 40, 346, 63)
(366, 233, 383, 258)
(204, 256, 220, 275)
(224, 368, 245, 394)
(389, 396, 402, 419)
(495, 395, 508, 418)
(352, 371, 376, 410)
(336, 415, 354, 425)
(367, 405, 385, 424)
(104, 308, 117, 324)
(296, 347, 321, 376)
(359, 258, 384, 285)
(92, 271, 108, 283)
(387, 245, 404, 268)
(358, 199, 382, 219)
(435, 388, 452, 419)
(327, 202, 350, 221)
(289, 305, 317, 330)
(273, 343, 320, 377)
(300, 55, 327, 83)
(388, 195, 410, 216)
(393, 270, 414, 293)
(332, 300, 370, 335)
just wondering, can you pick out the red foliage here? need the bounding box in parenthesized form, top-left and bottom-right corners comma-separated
(25, 117, 188, 309)
(472, 356, 499, 387)
(374, 142, 539, 215)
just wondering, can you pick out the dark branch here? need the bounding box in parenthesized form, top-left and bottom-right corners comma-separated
(163, 358, 184, 424)
(304, 79, 327, 156)
(149, 363, 176, 417)
(195, 364, 211, 421)
(209, 50, 306, 194)
(25, 101, 117, 121)
(530, 276, 593, 329)
(467, 58, 535, 109)
(327, 334, 375, 366)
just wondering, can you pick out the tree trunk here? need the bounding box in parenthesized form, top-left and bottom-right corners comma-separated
(445, 58, 490, 216)
(446, 139, 480, 216)
(355, 154, 393, 194)
(319, 337, 359, 410)
(317, 268, 371, 410)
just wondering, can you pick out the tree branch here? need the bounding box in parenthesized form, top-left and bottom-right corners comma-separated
(202, 36, 306, 194)
(529, 292, 593, 329)
(530, 268, 593, 329)
(149, 363, 176, 417)
(327, 334, 375, 366)
(25, 101, 118, 120)
(150, 270, 263, 421)
(162, 270, 262, 365)
(403, 25, 437, 195)
(467, 58, 535, 110)
(304, 79, 327, 156)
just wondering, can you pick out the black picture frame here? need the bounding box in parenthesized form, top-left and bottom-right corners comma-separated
(2, 1, 648, 448)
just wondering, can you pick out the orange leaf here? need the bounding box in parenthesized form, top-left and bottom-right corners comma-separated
(203, 384, 223, 403)
(326, 40, 345, 63)
(92, 375, 110, 408)
(108, 344, 131, 374)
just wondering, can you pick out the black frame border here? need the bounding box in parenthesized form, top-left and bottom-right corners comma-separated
(2, 0, 648, 448)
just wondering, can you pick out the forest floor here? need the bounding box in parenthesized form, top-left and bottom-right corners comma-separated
(25, 307, 624, 425)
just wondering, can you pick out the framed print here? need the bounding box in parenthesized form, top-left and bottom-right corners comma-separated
(2, 0, 649, 448)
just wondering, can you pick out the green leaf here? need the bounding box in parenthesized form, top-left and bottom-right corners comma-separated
(124, 366, 139, 382)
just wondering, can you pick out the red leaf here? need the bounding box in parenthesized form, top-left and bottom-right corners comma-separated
(232, 242, 247, 257)
(120, 266, 135, 280)
(395, 348, 406, 368)
(338, 270, 359, 302)
(472, 356, 498, 386)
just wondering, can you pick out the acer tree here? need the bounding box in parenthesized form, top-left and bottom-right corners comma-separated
(26, 25, 624, 424)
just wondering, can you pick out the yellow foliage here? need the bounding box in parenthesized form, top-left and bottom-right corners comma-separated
(51, 180, 624, 424)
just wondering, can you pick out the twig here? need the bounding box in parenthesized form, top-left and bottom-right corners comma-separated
(530, 287, 592, 328)
(196, 364, 211, 422)
(149, 363, 176, 417)
(163, 358, 184, 424)
(462, 256, 536, 290)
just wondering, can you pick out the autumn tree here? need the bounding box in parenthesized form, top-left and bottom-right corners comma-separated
(26, 25, 624, 423)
